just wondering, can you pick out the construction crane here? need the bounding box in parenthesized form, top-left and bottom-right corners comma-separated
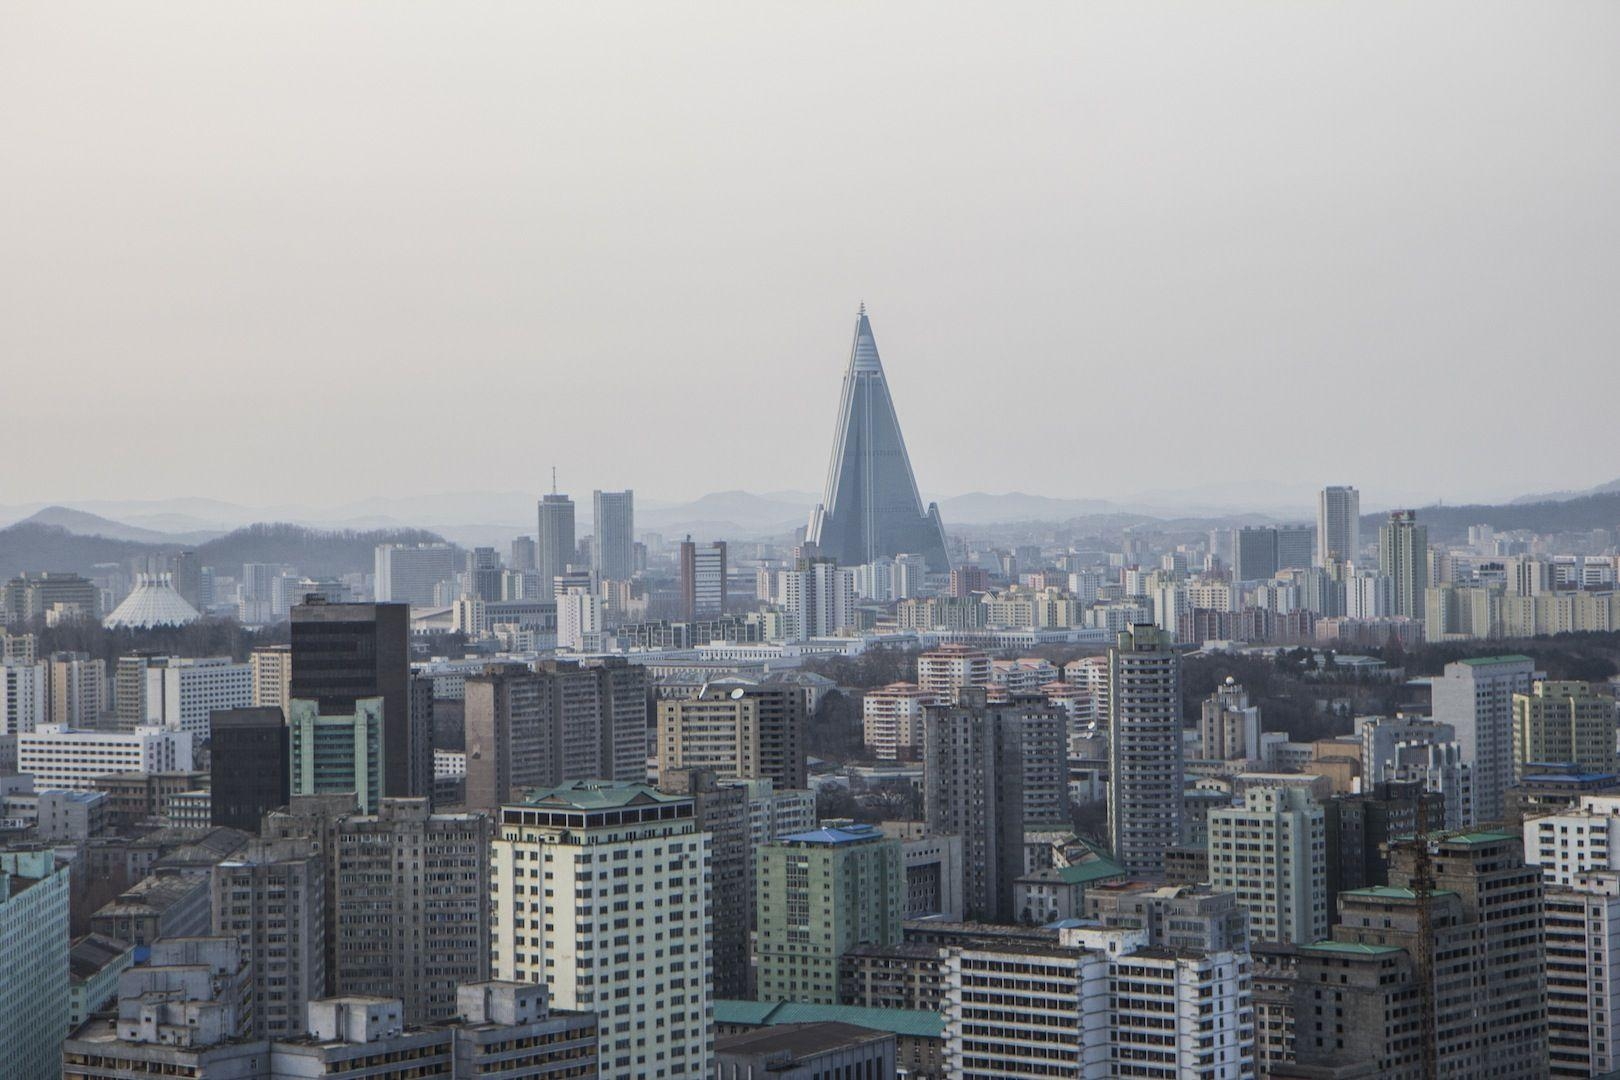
(1409, 791, 1438, 1080)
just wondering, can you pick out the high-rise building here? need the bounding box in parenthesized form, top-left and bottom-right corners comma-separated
(290, 599, 422, 798)
(1199, 678, 1261, 762)
(329, 799, 490, 1023)
(47, 651, 106, 727)
(0, 849, 70, 1080)
(655, 681, 806, 790)
(288, 698, 383, 812)
(941, 924, 1254, 1079)
(2, 571, 100, 623)
(591, 489, 635, 581)
(491, 781, 713, 1079)
(1542, 870, 1620, 1079)
(537, 493, 577, 588)
(1107, 624, 1183, 877)
(916, 644, 991, 704)
(462, 658, 649, 811)
(1, 659, 46, 734)
(509, 534, 537, 572)
(922, 689, 1027, 923)
(1378, 510, 1429, 620)
(1208, 786, 1327, 946)
(862, 682, 930, 760)
(1323, 831, 1547, 1079)
(1431, 654, 1535, 825)
(158, 656, 253, 738)
(1523, 795, 1620, 885)
(678, 537, 727, 619)
(755, 823, 904, 1004)
(1316, 485, 1361, 566)
(555, 587, 602, 651)
(211, 837, 325, 1039)
(1513, 679, 1618, 780)
(805, 307, 950, 572)
(210, 706, 291, 829)
(777, 561, 855, 640)
(372, 543, 456, 606)
(659, 768, 751, 1000)
(249, 644, 292, 712)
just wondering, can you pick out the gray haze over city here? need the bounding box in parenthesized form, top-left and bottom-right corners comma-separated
(3, 2, 1617, 513)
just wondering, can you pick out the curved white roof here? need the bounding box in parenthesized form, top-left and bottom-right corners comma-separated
(104, 573, 201, 629)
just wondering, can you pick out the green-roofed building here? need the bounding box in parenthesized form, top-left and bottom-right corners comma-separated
(714, 999, 944, 1079)
(1300, 829, 1548, 1079)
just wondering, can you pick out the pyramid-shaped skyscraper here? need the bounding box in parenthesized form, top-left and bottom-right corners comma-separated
(806, 307, 950, 571)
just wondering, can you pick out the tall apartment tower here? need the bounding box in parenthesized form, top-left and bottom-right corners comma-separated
(1, 659, 46, 734)
(462, 659, 650, 812)
(678, 537, 727, 619)
(923, 689, 1028, 923)
(1431, 654, 1536, 825)
(249, 644, 292, 712)
(659, 768, 751, 1000)
(1512, 679, 1619, 780)
(491, 781, 713, 1079)
(805, 307, 950, 571)
(1542, 870, 1620, 1078)
(655, 681, 807, 790)
(210, 706, 290, 829)
(1199, 678, 1261, 762)
(46, 651, 106, 727)
(1317, 485, 1361, 566)
(537, 492, 577, 588)
(330, 799, 490, 1023)
(755, 823, 904, 1004)
(916, 644, 992, 704)
(290, 599, 423, 798)
(1107, 625, 1184, 878)
(210, 837, 325, 1039)
(591, 489, 635, 581)
(1208, 786, 1327, 946)
(288, 698, 383, 812)
(1378, 510, 1429, 620)
(0, 850, 70, 1080)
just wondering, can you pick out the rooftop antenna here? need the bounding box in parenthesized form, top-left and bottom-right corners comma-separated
(552, 466, 558, 496)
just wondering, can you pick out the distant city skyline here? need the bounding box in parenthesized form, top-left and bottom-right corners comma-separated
(3, 5, 1617, 507)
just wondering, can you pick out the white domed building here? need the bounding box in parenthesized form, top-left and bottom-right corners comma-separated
(103, 573, 201, 629)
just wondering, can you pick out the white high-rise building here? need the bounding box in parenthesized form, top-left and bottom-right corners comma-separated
(1108, 625, 1183, 878)
(158, 657, 253, 738)
(491, 781, 712, 1079)
(591, 490, 635, 582)
(942, 923, 1254, 1079)
(862, 682, 930, 760)
(556, 588, 602, 652)
(778, 562, 855, 640)
(18, 725, 193, 791)
(0, 661, 46, 734)
(1208, 786, 1327, 946)
(1525, 796, 1620, 885)
(1316, 485, 1361, 566)
(374, 542, 455, 605)
(916, 644, 991, 704)
(1543, 871, 1620, 1078)
(1432, 654, 1536, 825)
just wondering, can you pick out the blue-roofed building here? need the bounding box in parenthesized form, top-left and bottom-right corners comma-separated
(757, 820, 904, 1004)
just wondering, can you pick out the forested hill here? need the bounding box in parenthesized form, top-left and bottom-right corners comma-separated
(0, 521, 444, 579)
(1362, 490, 1620, 542)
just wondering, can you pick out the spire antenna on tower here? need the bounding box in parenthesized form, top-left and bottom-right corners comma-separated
(552, 466, 558, 496)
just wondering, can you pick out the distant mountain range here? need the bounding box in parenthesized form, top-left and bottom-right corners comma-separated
(1509, 477, 1620, 504)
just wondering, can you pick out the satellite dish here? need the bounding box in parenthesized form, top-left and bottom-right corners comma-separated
(730, 688, 746, 700)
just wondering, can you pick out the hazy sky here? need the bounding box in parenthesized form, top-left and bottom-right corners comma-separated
(3, 2, 1616, 510)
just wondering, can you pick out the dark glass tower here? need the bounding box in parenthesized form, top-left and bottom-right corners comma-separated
(210, 706, 290, 830)
(290, 599, 420, 797)
(806, 306, 950, 571)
